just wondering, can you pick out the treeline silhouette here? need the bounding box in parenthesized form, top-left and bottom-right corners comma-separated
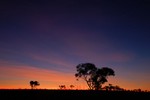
(0, 62, 149, 99)
(27, 62, 148, 92)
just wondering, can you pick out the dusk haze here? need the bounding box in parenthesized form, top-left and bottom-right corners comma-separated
(0, 0, 150, 91)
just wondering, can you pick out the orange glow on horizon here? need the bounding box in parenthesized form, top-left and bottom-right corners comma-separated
(0, 65, 149, 91)
(0, 65, 87, 89)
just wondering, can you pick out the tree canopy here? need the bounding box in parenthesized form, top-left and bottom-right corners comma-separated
(30, 81, 40, 89)
(75, 63, 115, 90)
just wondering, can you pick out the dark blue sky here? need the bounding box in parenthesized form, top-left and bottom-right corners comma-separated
(0, 0, 150, 90)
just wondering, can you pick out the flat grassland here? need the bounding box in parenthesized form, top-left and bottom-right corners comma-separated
(0, 89, 149, 99)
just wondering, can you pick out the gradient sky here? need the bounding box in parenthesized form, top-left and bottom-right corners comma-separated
(0, 0, 150, 90)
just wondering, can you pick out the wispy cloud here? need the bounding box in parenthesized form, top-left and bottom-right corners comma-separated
(53, 30, 135, 64)
(27, 51, 77, 73)
(0, 63, 77, 89)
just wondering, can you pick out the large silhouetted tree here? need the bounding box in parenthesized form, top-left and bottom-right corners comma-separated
(30, 81, 40, 89)
(75, 63, 115, 90)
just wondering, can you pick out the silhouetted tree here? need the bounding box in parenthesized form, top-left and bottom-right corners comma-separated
(59, 85, 66, 90)
(106, 84, 114, 91)
(70, 85, 75, 89)
(75, 63, 115, 90)
(30, 81, 40, 89)
(133, 88, 142, 92)
(103, 84, 124, 91)
(113, 85, 124, 91)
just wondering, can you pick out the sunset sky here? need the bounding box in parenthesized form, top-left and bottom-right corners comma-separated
(0, 0, 150, 90)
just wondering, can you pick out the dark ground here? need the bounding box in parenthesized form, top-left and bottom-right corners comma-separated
(0, 89, 149, 99)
